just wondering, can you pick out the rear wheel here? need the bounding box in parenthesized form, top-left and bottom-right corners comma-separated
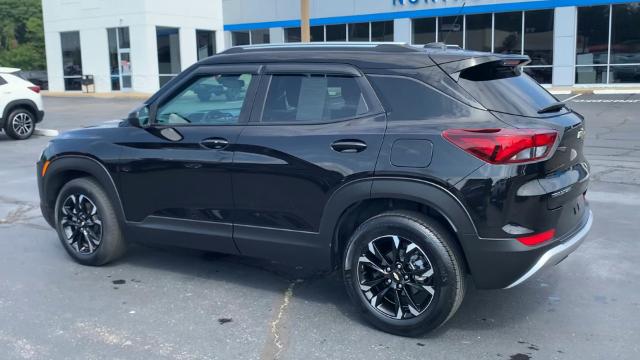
(4, 108, 35, 140)
(343, 211, 466, 336)
(54, 178, 126, 265)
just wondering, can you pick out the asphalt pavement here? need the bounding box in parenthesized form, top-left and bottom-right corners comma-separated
(0, 94, 638, 360)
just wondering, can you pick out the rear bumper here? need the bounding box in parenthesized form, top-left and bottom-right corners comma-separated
(36, 110, 45, 123)
(504, 209, 593, 288)
(462, 204, 593, 289)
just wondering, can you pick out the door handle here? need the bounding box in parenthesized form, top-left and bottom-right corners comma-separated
(331, 139, 367, 153)
(200, 138, 229, 150)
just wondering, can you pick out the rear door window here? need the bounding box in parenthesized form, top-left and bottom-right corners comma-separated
(457, 62, 564, 117)
(260, 74, 370, 123)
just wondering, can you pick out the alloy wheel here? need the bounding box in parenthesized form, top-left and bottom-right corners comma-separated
(12, 112, 34, 137)
(59, 194, 103, 254)
(357, 235, 436, 320)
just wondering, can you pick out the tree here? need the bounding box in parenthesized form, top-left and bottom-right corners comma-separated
(0, 0, 46, 70)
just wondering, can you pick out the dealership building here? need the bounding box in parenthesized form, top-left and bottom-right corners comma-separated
(43, 0, 640, 93)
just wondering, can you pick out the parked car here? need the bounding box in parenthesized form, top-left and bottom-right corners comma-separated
(36, 43, 592, 336)
(19, 70, 49, 91)
(0, 67, 45, 140)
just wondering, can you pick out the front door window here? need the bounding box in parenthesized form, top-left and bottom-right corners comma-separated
(156, 73, 254, 126)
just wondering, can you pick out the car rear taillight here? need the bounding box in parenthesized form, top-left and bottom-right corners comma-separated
(442, 128, 558, 164)
(28, 86, 41, 94)
(517, 229, 555, 246)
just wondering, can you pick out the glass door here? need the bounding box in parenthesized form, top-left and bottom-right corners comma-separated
(108, 27, 131, 91)
(119, 50, 132, 90)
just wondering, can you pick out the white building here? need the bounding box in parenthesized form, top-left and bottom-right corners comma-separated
(43, 0, 640, 93)
(43, 0, 224, 93)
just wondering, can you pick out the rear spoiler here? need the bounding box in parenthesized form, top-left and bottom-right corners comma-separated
(430, 54, 530, 81)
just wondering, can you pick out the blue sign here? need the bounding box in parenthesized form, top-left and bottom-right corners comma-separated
(393, 0, 459, 5)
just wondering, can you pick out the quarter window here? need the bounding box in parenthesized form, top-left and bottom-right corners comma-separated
(0, 75, 6, 86)
(368, 75, 469, 121)
(261, 74, 369, 123)
(156, 74, 253, 126)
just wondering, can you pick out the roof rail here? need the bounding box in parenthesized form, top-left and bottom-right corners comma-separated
(222, 42, 419, 54)
(424, 42, 462, 51)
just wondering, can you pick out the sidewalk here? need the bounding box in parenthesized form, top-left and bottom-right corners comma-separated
(42, 90, 151, 99)
(543, 86, 640, 95)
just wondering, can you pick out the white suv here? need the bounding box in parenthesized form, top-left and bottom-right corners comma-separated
(0, 67, 45, 140)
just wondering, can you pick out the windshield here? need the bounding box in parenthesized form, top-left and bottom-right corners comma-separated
(457, 62, 564, 117)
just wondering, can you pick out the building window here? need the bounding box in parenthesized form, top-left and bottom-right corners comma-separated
(465, 13, 492, 52)
(576, 3, 640, 84)
(60, 31, 83, 91)
(231, 29, 270, 46)
(232, 31, 250, 46)
(576, 5, 609, 84)
(371, 21, 394, 41)
(438, 16, 463, 47)
(609, 3, 640, 83)
(326, 24, 346, 42)
(412, 11, 554, 84)
(348, 22, 369, 42)
(286, 22, 393, 43)
(522, 10, 554, 84)
(284, 26, 324, 42)
(251, 29, 270, 44)
(196, 30, 217, 60)
(524, 10, 554, 65)
(494, 11, 522, 54)
(311, 26, 325, 42)
(285, 27, 301, 42)
(156, 27, 181, 87)
(412, 18, 436, 44)
(107, 27, 131, 91)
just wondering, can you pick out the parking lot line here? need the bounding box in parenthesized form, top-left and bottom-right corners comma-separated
(564, 94, 582, 102)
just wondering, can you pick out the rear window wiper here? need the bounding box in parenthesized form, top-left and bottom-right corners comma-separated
(537, 102, 566, 114)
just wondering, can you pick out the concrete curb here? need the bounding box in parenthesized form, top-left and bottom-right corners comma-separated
(41, 91, 150, 100)
(547, 88, 640, 95)
(34, 128, 59, 137)
(593, 89, 640, 95)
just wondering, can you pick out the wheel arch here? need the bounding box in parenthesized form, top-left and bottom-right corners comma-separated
(2, 99, 38, 126)
(322, 177, 477, 271)
(42, 155, 125, 225)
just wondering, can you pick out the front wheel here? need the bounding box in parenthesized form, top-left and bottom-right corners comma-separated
(54, 178, 126, 266)
(343, 211, 466, 336)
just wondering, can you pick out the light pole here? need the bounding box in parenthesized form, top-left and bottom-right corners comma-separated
(301, 0, 310, 42)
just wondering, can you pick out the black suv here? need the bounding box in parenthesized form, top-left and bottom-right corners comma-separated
(37, 43, 592, 336)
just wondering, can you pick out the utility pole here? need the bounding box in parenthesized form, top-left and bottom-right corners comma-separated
(301, 0, 310, 42)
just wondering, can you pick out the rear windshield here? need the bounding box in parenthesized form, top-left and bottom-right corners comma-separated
(457, 62, 564, 117)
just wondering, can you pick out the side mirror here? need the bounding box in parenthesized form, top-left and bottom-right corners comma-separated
(126, 105, 151, 128)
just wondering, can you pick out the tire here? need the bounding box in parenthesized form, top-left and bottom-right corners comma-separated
(4, 108, 35, 140)
(54, 177, 126, 266)
(342, 210, 466, 337)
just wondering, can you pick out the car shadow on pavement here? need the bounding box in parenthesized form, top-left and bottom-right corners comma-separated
(112, 241, 560, 336)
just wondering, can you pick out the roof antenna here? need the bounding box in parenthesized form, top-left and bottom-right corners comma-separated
(442, 2, 466, 46)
